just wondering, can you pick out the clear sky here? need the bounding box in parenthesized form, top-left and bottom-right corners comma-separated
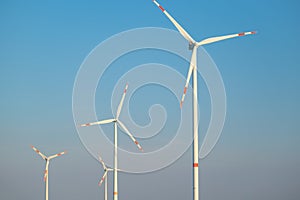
(1, 0, 300, 200)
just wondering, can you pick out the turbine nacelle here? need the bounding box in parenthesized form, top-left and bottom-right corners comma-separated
(189, 42, 195, 50)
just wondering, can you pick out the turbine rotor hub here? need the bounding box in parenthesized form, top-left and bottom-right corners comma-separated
(189, 42, 195, 50)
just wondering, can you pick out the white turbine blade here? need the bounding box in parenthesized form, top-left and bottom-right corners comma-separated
(198, 31, 256, 46)
(117, 120, 143, 152)
(180, 48, 197, 108)
(107, 168, 122, 172)
(98, 171, 108, 187)
(30, 145, 47, 160)
(48, 151, 67, 160)
(80, 118, 115, 127)
(44, 161, 49, 182)
(98, 155, 107, 170)
(153, 0, 196, 44)
(116, 83, 128, 119)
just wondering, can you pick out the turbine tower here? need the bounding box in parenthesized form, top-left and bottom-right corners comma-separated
(152, 1, 256, 200)
(30, 145, 66, 200)
(81, 83, 143, 200)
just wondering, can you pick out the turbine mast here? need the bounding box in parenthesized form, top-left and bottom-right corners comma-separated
(193, 48, 199, 200)
(114, 122, 118, 200)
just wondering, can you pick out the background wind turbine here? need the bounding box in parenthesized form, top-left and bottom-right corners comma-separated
(98, 155, 113, 200)
(30, 145, 66, 200)
(152, 1, 256, 200)
(81, 83, 143, 200)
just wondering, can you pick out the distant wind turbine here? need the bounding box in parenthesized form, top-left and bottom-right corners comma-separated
(80, 83, 143, 200)
(31, 145, 66, 200)
(152, 1, 256, 200)
(98, 154, 123, 200)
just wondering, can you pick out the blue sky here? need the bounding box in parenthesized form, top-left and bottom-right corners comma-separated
(1, 0, 300, 199)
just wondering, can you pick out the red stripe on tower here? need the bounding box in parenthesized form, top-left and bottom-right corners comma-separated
(193, 163, 199, 167)
(238, 32, 245, 36)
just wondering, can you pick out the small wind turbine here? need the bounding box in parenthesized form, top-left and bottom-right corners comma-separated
(152, 1, 256, 200)
(80, 83, 143, 200)
(98, 154, 115, 200)
(30, 145, 66, 200)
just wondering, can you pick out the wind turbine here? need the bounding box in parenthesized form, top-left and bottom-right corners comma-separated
(80, 83, 143, 200)
(98, 155, 113, 200)
(152, 1, 256, 200)
(30, 145, 66, 200)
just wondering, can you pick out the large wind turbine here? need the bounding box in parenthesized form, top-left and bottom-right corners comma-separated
(152, 1, 256, 200)
(80, 83, 143, 200)
(31, 145, 66, 200)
